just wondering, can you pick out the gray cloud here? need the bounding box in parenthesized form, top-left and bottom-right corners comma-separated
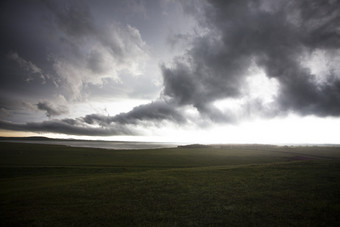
(36, 101, 69, 118)
(43, 0, 95, 38)
(1, 0, 340, 137)
(0, 0, 151, 103)
(111, 101, 185, 124)
(161, 0, 340, 119)
(44, 0, 149, 100)
(0, 119, 134, 136)
(0, 100, 184, 136)
(83, 101, 185, 126)
(7, 51, 48, 83)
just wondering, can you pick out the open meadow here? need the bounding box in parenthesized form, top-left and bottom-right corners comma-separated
(1, 142, 340, 226)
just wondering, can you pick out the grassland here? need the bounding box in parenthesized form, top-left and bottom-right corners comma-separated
(1, 142, 339, 226)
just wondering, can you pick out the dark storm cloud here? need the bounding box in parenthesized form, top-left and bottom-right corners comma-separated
(7, 51, 47, 83)
(0, 119, 134, 136)
(0, 1, 59, 99)
(0, 0, 150, 103)
(83, 101, 185, 126)
(43, 0, 95, 38)
(0, 0, 170, 136)
(0, 101, 183, 136)
(162, 0, 340, 118)
(36, 101, 69, 118)
(112, 101, 185, 124)
(297, 0, 340, 49)
(1, 0, 340, 137)
(43, 0, 146, 62)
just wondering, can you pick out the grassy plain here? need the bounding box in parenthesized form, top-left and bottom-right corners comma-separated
(0, 142, 340, 226)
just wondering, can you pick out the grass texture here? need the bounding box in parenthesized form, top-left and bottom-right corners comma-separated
(1, 142, 339, 226)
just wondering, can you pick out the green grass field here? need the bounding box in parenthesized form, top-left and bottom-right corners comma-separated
(1, 142, 339, 226)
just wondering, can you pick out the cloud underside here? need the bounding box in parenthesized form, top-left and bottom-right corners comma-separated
(0, 101, 182, 136)
(1, 0, 150, 101)
(1, 0, 340, 136)
(162, 0, 340, 117)
(37, 101, 69, 118)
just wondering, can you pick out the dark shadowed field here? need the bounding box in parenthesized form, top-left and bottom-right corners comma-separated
(0, 142, 339, 226)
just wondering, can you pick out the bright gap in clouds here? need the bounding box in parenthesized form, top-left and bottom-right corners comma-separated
(300, 49, 340, 84)
(244, 64, 279, 104)
(112, 115, 339, 144)
(31, 114, 338, 145)
(213, 63, 280, 120)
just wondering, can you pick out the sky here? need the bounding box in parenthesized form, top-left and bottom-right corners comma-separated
(0, 0, 340, 144)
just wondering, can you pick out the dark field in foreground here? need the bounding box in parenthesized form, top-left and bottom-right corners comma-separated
(0, 142, 339, 226)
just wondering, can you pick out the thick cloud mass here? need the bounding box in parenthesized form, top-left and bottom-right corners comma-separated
(37, 101, 69, 118)
(1, 0, 340, 137)
(0, 0, 150, 101)
(162, 0, 340, 118)
(0, 101, 182, 136)
(0, 119, 133, 136)
(82, 101, 185, 126)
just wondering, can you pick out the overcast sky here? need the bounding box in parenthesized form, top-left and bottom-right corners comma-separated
(0, 0, 339, 143)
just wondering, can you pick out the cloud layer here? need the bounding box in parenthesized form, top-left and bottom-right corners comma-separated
(162, 0, 340, 119)
(0, 0, 340, 137)
(36, 101, 69, 118)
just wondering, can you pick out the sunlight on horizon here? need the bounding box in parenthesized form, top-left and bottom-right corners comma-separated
(2, 115, 338, 145)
